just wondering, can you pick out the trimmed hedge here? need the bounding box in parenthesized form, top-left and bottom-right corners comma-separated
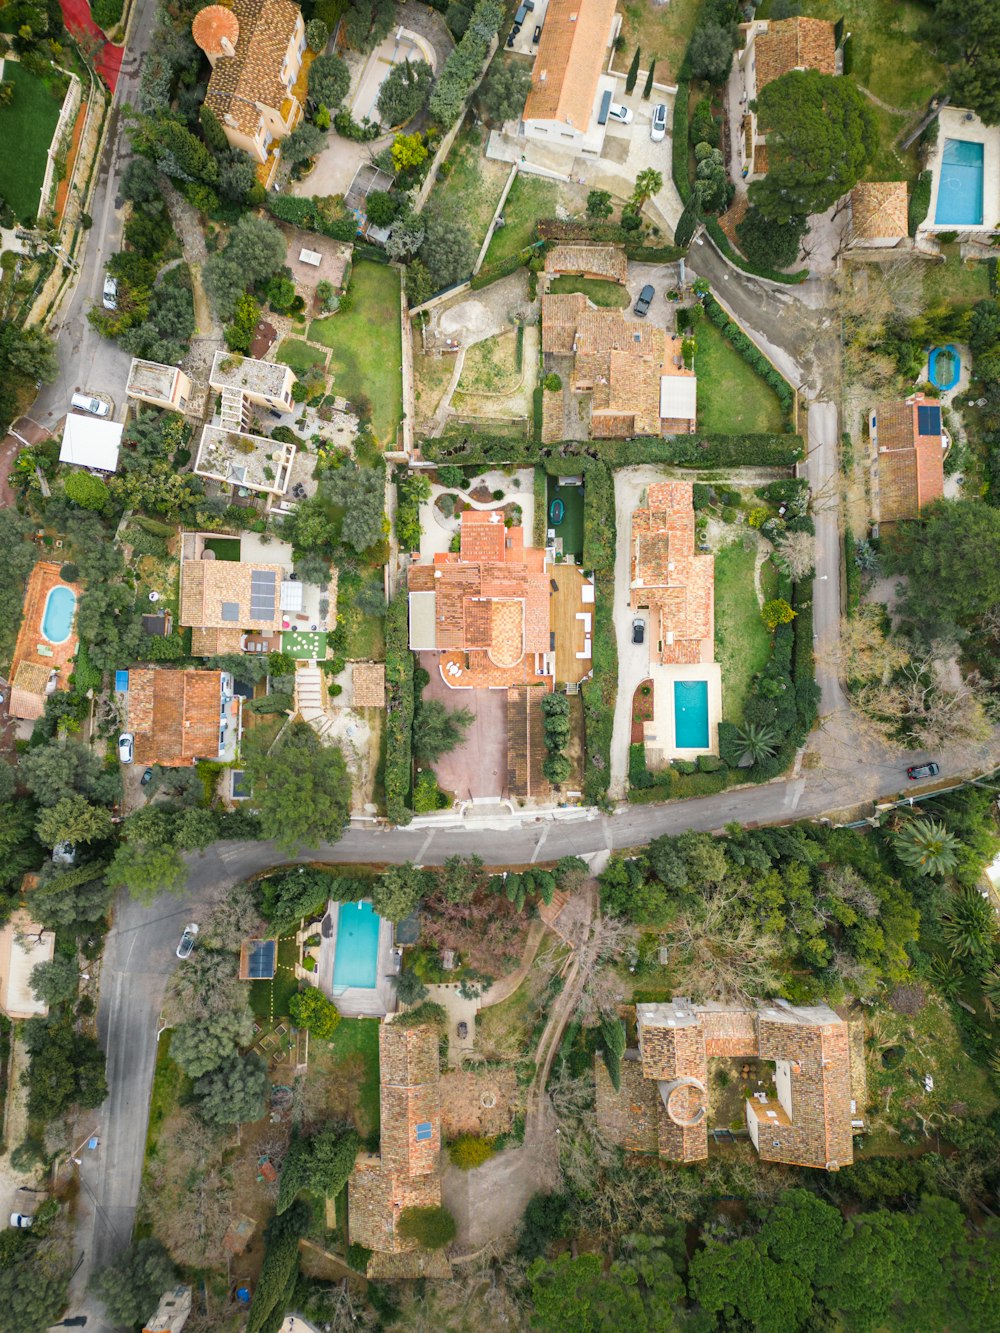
(429, 0, 501, 128)
(470, 250, 530, 290)
(533, 466, 547, 546)
(423, 431, 803, 469)
(385, 593, 414, 825)
(672, 78, 691, 205)
(583, 569, 617, 806)
(908, 172, 931, 236)
(702, 293, 795, 415)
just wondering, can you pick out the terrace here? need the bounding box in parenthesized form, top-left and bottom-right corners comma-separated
(209, 351, 295, 408)
(194, 425, 296, 498)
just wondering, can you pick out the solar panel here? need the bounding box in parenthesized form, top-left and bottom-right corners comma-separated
(221, 601, 240, 622)
(250, 569, 276, 619)
(414, 1121, 432, 1142)
(917, 404, 941, 436)
(247, 939, 275, 979)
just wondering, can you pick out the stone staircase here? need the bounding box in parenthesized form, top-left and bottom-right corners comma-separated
(219, 384, 245, 432)
(294, 666, 337, 741)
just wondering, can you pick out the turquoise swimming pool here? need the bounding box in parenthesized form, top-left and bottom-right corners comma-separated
(333, 901, 381, 989)
(674, 680, 709, 749)
(42, 584, 76, 645)
(935, 139, 984, 226)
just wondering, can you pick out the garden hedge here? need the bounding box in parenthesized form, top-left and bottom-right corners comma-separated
(264, 192, 356, 242)
(908, 172, 931, 236)
(470, 250, 530, 290)
(423, 431, 803, 469)
(532, 466, 547, 546)
(582, 569, 617, 805)
(385, 592, 414, 825)
(672, 78, 691, 205)
(701, 293, 796, 414)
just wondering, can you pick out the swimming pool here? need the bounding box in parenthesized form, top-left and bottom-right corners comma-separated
(42, 584, 76, 644)
(929, 344, 961, 391)
(674, 679, 709, 749)
(333, 901, 381, 990)
(935, 139, 985, 226)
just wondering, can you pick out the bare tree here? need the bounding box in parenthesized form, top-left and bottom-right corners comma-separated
(163, 948, 243, 1024)
(202, 881, 265, 952)
(772, 528, 815, 580)
(670, 885, 781, 1001)
(142, 1108, 234, 1269)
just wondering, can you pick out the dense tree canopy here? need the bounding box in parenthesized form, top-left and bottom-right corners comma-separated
(92, 1239, 176, 1327)
(930, 0, 1000, 125)
(884, 499, 1000, 633)
(244, 722, 351, 852)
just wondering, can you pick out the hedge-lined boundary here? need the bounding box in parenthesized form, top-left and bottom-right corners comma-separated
(701, 293, 796, 417)
(385, 592, 414, 825)
(703, 218, 809, 285)
(908, 172, 931, 236)
(533, 466, 547, 546)
(423, 431, 803, 469)
(582, 568, 617, 806)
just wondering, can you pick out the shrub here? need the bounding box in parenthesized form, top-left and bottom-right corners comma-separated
(413, 768, 447, 812)
(59, 562, 79, 582)
(429, 0, 502, 128)
(385, 593, 414, 824)
(543, 372, 562, 391)
(448, 1134, 497, 1169)
(908, 171, 931, 235)
(288, 986, 341, 1037)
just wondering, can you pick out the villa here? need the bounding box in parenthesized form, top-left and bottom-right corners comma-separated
(596, 997, 865, 1171)
(8, 563, 81, 722)
(521, 0, 620, 155)
(920, 105, 1000, 236)
(126, 359, 194, 413)
(736, 16, 838, 180)
(193, 0, 306, 189)
(123, 667, 242, 766)
(869, 392, 946, 526)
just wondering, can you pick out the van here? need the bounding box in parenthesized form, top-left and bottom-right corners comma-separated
(71, 392, 111, 417)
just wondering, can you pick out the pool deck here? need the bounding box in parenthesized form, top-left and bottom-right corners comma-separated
(922, 106, 1000, 236)
(644, 661, 723, 767)
(318, 899, 397, 1018)
(7, 561, 82, 722)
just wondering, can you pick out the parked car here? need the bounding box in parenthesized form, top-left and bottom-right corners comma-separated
(102, 274, 118, 310)
(532, 23, 541, 42)
(140, 767, 154, 786)
(632, 618, 645, 645)
(118, 733, 134, 764)
(633, 284, 655, 317)
(9, 1213, 32, 1229)
(457, 1021, 468, 1039)
(176, 923, 199, 960)
(70, 392, 111, 417)
(907, 762, 940, 780)
(607, 102, 633, 124)
(650, 103, 667, 141)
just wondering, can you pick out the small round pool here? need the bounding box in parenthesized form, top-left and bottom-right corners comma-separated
(928, 344, 961, 392)
(42, 584, 77, 645)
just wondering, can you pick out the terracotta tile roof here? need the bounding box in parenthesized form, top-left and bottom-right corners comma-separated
(754, 16, 836, 90)
(873, 393, 945, 523)
(128, 668, 228, 767)
(544, 245, 628, 283)
(524, 0, 617, 130)
(630, 482, 714, 665)
(459, 509, 507, 562)
(596, 999, 858, 1170)
(202, 0, 301, 137)
(541, 292, 588, 354)
(192, 4, 240, 58)
(180, 558, 287, 632)
(190, 626, 244, 656)
(347, 1156, 442, 1253)
(851, 181, 908, 240)
(351, 662, 385, 708)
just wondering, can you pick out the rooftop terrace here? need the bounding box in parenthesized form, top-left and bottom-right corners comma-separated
(195, 425, 296, 497)
(127, 358, 182, 400)
(209, 350, 293, 400)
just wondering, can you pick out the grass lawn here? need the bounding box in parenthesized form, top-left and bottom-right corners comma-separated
(275, 337, 328, 377)
(322, 1016, 381, 1138)
(922, 250, 993, 310)
(0, 63, 62, 222)
(863, 103, 922, 183)
(714, 542, 775, 726)
(144, 1032, 192, 1160)
(548, 276, 630, 307)
(427, 123, 510, 258)
(483, 175, 556, 265)
(456, 330, 520, 396)
(338, 574, 386, 660)
(250, 934, 299, 1021)
(695, 318, 785, 435)
(309, 260, 402, 446)
(203, 536, 241, 561)
(614, 0, 700, 83)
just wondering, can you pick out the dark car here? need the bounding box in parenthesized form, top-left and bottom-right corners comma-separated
(632, 618, 645, 645)
(140, 768, 154, 786)
(633, 284, 655, 317)
(907, 762, 940, 780)
(532, 23, 541, 42)
(457, 1021, 468, 1039)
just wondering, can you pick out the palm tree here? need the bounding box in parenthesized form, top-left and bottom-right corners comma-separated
(927, 952, 963, 999)
(734, 722, 780, 768)
(892, 818, 961, 878)
(941, 885, 997, 960)
(980, 963, 1000, 1017)
(631, 167, 663, 213)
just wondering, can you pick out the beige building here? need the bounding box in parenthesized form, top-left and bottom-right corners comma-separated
(209, 351, 296, 414)
(142, 1285, 192, 1333)
(193, 0, 306, 188)
(522, 0, 620, 154)
(194, 352, 300, 503)
(126, 359, 194, 413)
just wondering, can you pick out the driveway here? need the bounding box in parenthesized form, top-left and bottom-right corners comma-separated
(419, 659, 508, 800)
(624, 261, 686, 329)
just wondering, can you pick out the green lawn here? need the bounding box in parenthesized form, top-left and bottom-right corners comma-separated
(326, 1016, 381, 1136)
(426, 123, 510, 258)
(275, 337, 328, 377)
(922, 250, 992, 310)
(204, 536, 241, 561)
(483, 175, 557, 265)
(714, 543, 776, 726)
(308, 261, 402, 445)
(615, 0, 700, 83)
(250, 934, 299, 1021)
(863, 103, 922, 183)
(694, 319, 785, 435)
(548, 276, 630, 307)
(144, 1032, 192, 1160)
(0, 63, 63, 222)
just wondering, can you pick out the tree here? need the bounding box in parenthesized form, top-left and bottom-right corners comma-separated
(5, 326, 59, 383)
(600, 1014, 626, 1091)
(478, 59, 531, 124)
(288, 985, 342, 1037)
(166, 948, 244, 1023)
(391, 130, 428, 172)
(218, 148, 258, 202)
(528, 1252, 648, 1332)
(673, 192, 700, 247)
(29, 955, 78, 1007)
(171, 1007, 255, 1077)
(194, 1053, 268, 1125)
(542, 753, 572, 784)
(371, 862, 425, 921)
(203, 214, 287, 319)
(313, 462, 386, 553)
(625, 46, 641, 95)
(365, 189, 403, 227)
(892, 818, 961, 877)
(385, 211, 425, 260)
(377, 58, 434, 125)
(282, 121, 327, 165)
(884, 500, 1000, 632)
(643, 59, 656, 98)
(309, 52, 351, 109)
(35, 794, 113, 848)
(761, 598, 796, 631)
(278, 1126, 360, 1212)
(92, 1239, 176, 1327)
(306, 16, 329, 50)
(586, 188, 613, 220)
(108, 839, 186, 903)
(772, 528, 815, 579)
(413, 699, 474, 762)
(418, 212, 475, 289)
(941, 884, 998, 959)
(20, 738, 120, 808)
(631, 167, 663, 212)
(24, 1017, 107, 1118)
(969, 299, 1000, 356)
(246, 1201, 311, 1333)
(31, 866, 112, 931)
(694, 146, 731, 213)
(393, 968, 428, 1004)
(734, 721, 781, 767)
(737, 205, 807, 270)
(199, 103, 229, 152)
(397, 1204, 456, 1249)
(931, 0, 1000, 126)
(244, 721, 351, 852)
(688, 23, 733, 84)
(121, 155, 163, 205)
(0, 1253, 69, 1333)
(750, 70, 877, 221)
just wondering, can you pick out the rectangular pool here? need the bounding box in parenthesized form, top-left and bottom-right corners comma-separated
(935, 139, 985, 226)
(674, 679, 709, 749)
(333, 901, 381, 989)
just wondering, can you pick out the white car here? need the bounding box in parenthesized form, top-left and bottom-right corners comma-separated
(118, 733, 134, 764)
(9, 1213, 32, 1228)
(176, 923, 199, 959)
(607, 102, 633, 125)
(650, 103, 667, 142)
(70, 392, 111, 417)
(102, 274, 118, 310)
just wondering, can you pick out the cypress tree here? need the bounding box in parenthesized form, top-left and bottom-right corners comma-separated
(626, 45, 641, 94)
(643, 58, 656, 98)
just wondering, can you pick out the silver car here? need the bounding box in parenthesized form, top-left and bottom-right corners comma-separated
(176, 923, 199, 960)
(650, 103, 667, 142)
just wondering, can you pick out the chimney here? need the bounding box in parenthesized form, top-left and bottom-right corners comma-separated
(220, 34, 235, 56)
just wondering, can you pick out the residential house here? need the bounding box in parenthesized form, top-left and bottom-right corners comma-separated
(522, 0, 620, 154)
(209, 351, 296, 415)
(869, 392, 946, 525)
(193, 0, 306, 189)
(347, 1023, 452, 1279)
(544, 244, 628, 284)
(596, 998, 865, 1170)
(542, 294, 697, 440)
(60, 414, 123, 472)
(142, 1286, 192, 1333)
(737, 17, 838, 179)
(126, 359, 194, 413)
(124, 667, 242, 765)
(0, 909, 55, 1019)
(849, 182, 909, 249)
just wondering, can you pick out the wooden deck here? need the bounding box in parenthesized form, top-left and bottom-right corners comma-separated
(550, 565, 593, 686)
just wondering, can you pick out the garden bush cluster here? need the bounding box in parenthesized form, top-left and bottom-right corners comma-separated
(429, 0, 502, 127)
(385, 592, 415, 825)
(423, 430, 803, 469)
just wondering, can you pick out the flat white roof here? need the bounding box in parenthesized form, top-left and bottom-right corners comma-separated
(60, 414, 124, 471)
(660, 375, 697, 422)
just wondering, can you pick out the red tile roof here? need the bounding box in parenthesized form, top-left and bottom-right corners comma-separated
(630, 482, 714, 665)
(524, 0, 617, 130)
(128, 668, 229, 766)
(873, 393, 945, 523)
